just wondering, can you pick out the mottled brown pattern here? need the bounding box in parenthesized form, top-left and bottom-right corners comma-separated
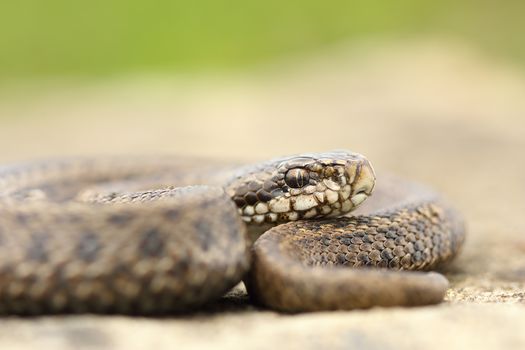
(0, 151, 464, 314)
(0, 187, 249, 314)
(247, 176, 465, 312)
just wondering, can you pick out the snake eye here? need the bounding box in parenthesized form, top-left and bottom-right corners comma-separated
(285, 168, 310, 188)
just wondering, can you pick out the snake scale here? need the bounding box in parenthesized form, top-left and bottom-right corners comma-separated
(0, 151, 464, 314)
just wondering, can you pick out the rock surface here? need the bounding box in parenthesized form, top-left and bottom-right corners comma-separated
(0, 41, 524, 349)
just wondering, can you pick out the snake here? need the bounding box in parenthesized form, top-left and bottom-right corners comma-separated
(0, 150, 465, 314)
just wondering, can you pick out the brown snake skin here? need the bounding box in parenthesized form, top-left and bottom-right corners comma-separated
(0, 151, 465, 314)
(247, 177, 465, 312)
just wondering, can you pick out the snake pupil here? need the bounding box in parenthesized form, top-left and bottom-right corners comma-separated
(284, 168, 309, 188)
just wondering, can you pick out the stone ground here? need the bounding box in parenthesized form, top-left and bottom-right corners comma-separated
(0, 40, 524, 349)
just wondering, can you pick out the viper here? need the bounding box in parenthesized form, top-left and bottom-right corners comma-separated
(0, 151, 464, 314)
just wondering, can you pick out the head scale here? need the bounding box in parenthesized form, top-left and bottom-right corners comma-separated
(225, 150, 375, 225)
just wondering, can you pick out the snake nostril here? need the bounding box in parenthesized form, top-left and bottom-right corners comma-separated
(355, 188, 367, 195)
(353, 181, 373, 196)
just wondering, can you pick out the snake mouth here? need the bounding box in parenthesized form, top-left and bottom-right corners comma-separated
(350, 190, 369, 207)
(349, 160, 375, 207)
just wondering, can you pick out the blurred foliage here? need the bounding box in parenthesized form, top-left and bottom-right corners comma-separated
(0, 0, 524, 78)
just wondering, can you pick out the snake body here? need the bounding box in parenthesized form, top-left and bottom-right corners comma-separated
(0, 151, 465, 314)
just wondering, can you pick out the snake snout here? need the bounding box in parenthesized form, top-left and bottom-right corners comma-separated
(348, 159, 376, 207)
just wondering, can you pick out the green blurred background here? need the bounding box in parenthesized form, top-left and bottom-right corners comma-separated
(1, 0, 524, 80)
(0, 0, 524, 163)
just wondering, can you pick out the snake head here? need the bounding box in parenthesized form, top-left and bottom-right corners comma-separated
(225, 150, 375, 225)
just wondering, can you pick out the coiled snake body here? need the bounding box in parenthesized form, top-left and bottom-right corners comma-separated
(0, 151, 464, 314)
